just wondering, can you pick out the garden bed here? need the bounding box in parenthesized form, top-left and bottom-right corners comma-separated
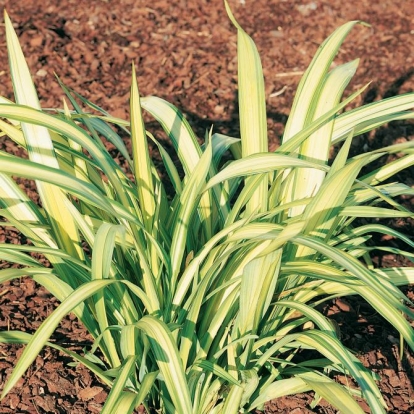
(0, 0, 413, 412)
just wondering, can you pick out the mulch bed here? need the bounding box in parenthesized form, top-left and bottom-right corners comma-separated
(0, 0, 413, 412)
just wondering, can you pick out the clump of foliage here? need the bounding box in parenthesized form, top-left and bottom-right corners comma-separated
(0, 3, 413, 413)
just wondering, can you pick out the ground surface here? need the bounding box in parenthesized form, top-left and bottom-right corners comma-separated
(0, 0, 413, 412)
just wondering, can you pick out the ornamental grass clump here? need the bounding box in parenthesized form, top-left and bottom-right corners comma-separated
(0, 2, 414, 413)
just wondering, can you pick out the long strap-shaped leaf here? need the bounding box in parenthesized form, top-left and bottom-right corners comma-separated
(289, 60, 359, 216)
(0, 331, 113, 387)
(296, 330, 387, 413)
(331, 93, 414, 144)
(130, 65, 162, 280)
(4, 11, 82, 261)
(130, 64, 156, 232)
(0, 155, 115, 213)
(136, 315, 192, 413)
(203, 153, 329, 191)
(0, 279, 123, 399)
(301, 373, 365, 414)
(282, 21, 362, 142)
(225, 1, 268, 215)
(280, 21, 362, 213)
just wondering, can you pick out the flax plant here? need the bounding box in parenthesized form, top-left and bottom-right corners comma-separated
(1, 3, 414, 413)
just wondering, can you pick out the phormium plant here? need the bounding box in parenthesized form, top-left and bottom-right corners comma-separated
(0, 2, 413, 413)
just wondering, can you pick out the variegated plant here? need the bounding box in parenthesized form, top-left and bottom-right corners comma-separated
(0, 2, 413, 413)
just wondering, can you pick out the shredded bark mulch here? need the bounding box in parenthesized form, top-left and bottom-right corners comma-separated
(0, 0, 413, 412)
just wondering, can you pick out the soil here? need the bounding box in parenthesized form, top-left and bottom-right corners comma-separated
(0, 0, 413, 413)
